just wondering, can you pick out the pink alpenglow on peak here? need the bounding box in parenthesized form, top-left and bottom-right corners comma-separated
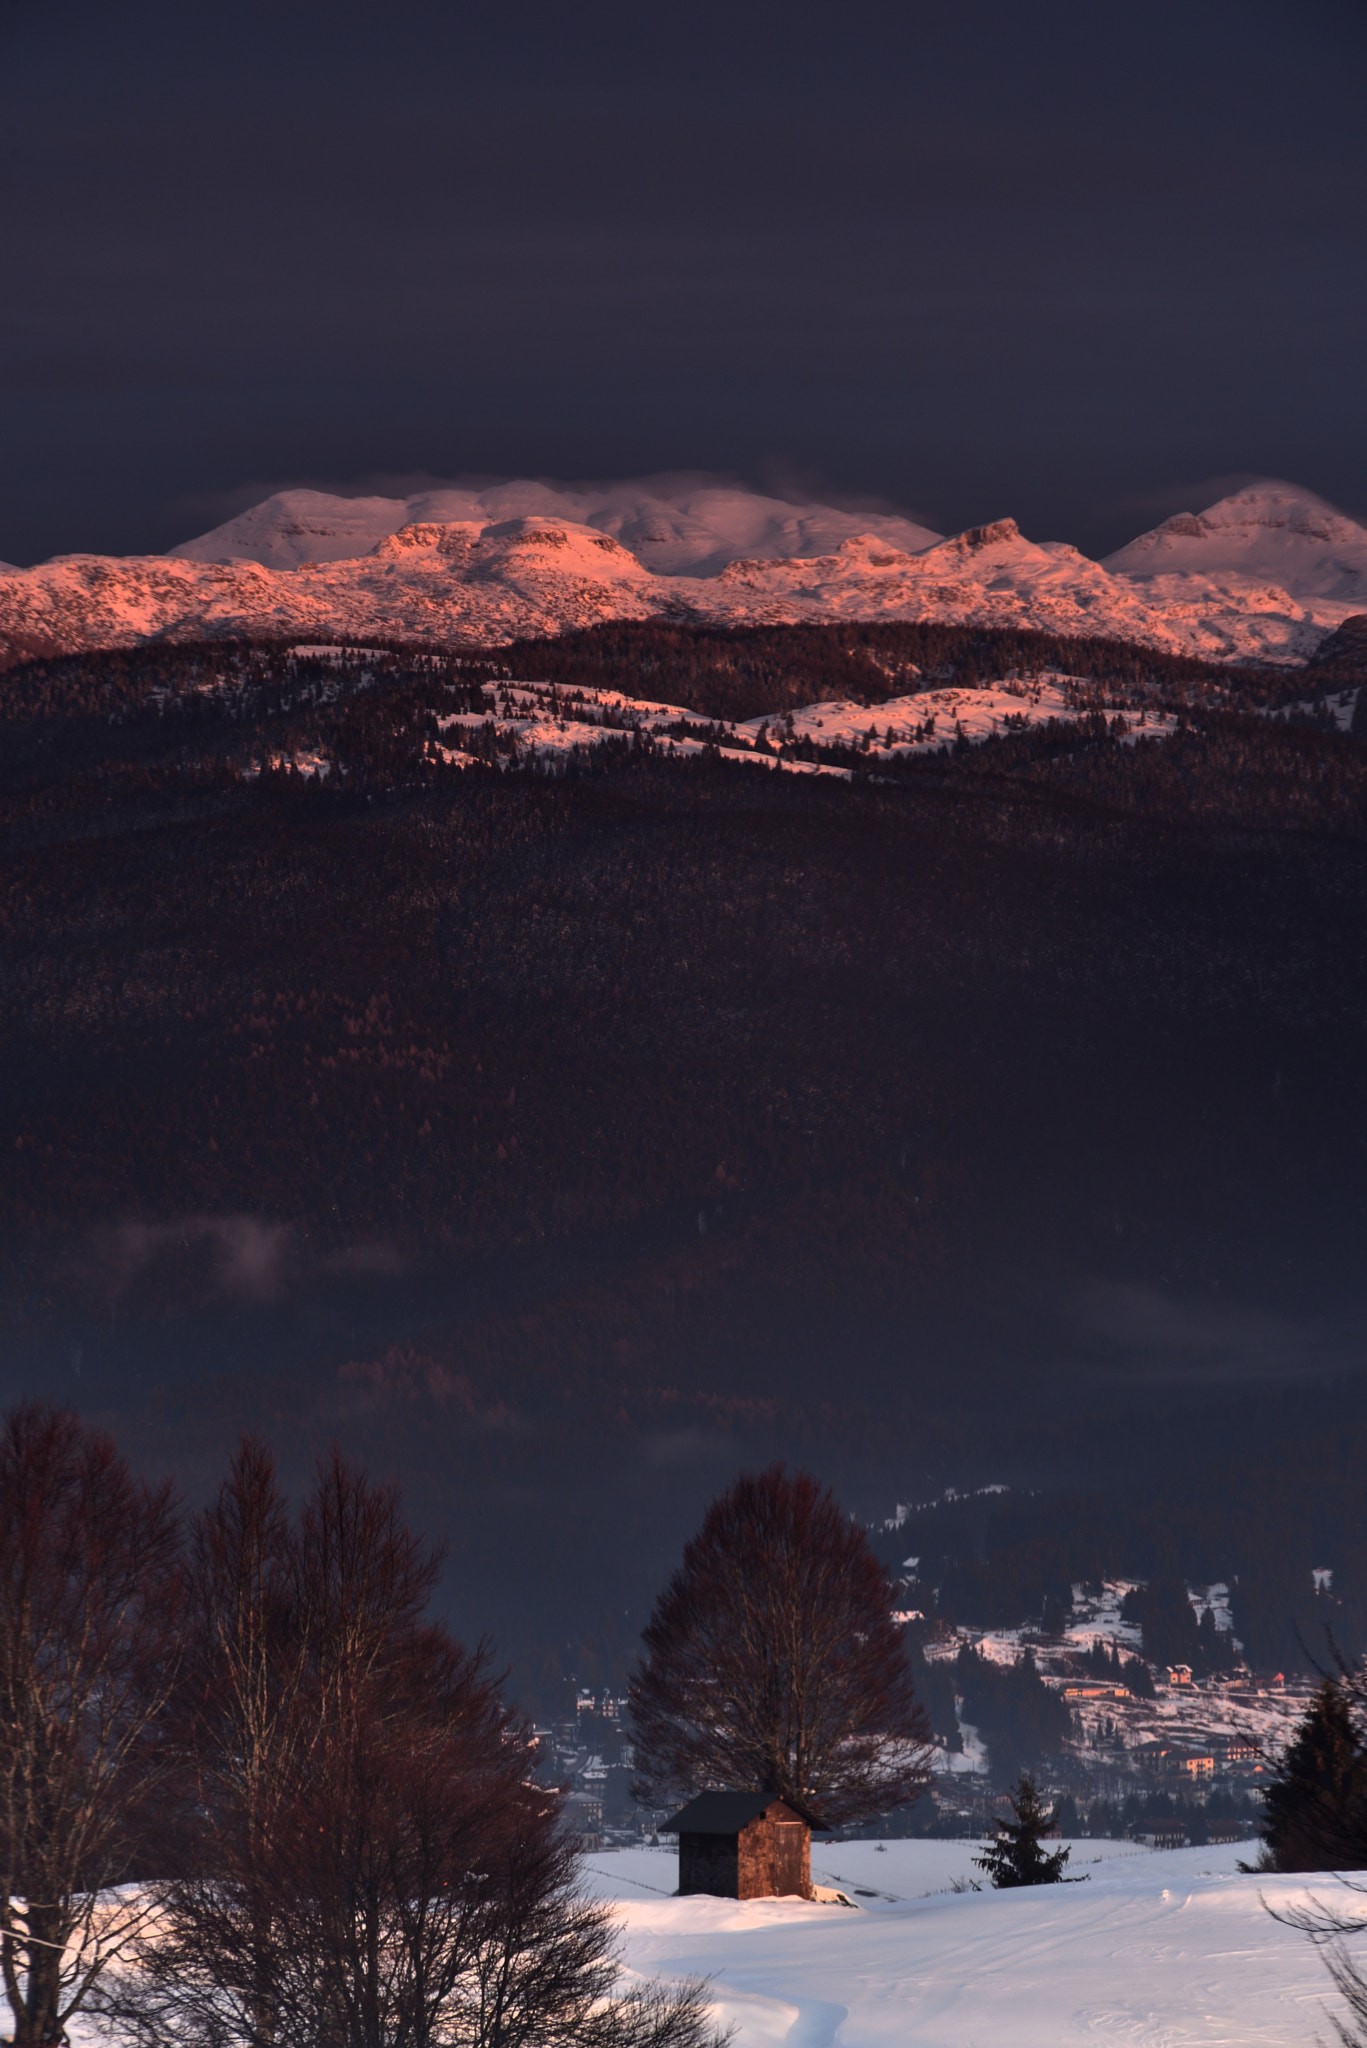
(1, 476, 1362, 670)
(170, 481, 944, 576)
(1103, 483, 1367, 602)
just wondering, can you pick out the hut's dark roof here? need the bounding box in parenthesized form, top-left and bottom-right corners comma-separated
(662, 1790, 827, 1834)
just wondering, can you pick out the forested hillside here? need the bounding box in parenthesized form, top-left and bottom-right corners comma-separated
(2, 624, 1365, 1705)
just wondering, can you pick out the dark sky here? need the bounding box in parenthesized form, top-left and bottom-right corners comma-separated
(5, 0, 1366, 566)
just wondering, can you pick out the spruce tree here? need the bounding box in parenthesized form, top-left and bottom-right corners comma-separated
(1198, 1606, 1233, 1673)
(1040, 1592, 1069, 1638)
(1259, 1679, 1367, 1871)
(1124, 1655, 1157, 1700)
(974, 1773, 1073, 1888)
(1122, 1575, 1203, 1671)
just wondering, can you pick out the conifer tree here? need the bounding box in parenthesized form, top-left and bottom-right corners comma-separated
(1040, 1592, 1069, 1638)
(1124, 1655, 1157, 1701)
(1197, 1605, 1234, 1672)
(1258, 1679, 1367, 1871)
(1121, 1575, 1203, 1671)
(974, 1773, 1073, 1888)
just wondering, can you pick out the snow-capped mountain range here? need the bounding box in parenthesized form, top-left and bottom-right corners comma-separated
(2, 479, 1364, 670)
(171, 479, 945, 577)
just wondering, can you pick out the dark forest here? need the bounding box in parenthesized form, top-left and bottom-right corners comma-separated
(3, 621, 1366, 1712)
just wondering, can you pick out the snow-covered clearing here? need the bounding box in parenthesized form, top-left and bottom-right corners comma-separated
(581, 1839, 1343, 2047)
(429, 676, 1173, 778)
(1267, 686, 1360, 732)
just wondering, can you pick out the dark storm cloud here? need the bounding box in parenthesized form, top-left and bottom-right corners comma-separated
(4, 0, 1365, 561)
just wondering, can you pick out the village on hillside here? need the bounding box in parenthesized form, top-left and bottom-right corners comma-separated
(921, 1580, 1312, 1846)
(534, 1577, 1303, 1857)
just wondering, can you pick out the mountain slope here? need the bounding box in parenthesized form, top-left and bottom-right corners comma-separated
(1105, 483, 1367, 601)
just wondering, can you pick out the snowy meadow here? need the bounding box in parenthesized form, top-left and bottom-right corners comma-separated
(580, 1840, 1335, 2048)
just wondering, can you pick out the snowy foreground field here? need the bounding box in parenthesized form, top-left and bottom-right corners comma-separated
(581, 1839, 1343, 2048)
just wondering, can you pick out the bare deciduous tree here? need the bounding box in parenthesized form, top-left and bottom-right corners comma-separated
(159, 1435, 307, 2046)
(115, 1439, 725, 2048)
(629, 1465, 932, 1824)
(0, 1402, 181, 2047)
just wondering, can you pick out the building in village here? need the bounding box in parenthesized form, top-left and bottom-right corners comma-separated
(1131, 1818, 1190, 1849)
(662, 1791, 828, 1899)
(561, 1790, 602, 1852)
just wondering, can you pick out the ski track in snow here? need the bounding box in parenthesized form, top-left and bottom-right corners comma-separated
(3, 483, 1364, 671)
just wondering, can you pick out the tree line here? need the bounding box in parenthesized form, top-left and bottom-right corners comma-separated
(496, 619, 1342, 723)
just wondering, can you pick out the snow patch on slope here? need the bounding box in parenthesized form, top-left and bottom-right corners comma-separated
(425, 676, 1176, 780)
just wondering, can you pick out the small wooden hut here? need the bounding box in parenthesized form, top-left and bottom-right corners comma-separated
(662, 1791, 826, 1900)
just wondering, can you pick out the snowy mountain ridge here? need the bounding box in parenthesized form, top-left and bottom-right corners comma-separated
(1104, 482, 1367, 601)
(170, 479, 944, 577)
(2, 481, 1364, 671)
